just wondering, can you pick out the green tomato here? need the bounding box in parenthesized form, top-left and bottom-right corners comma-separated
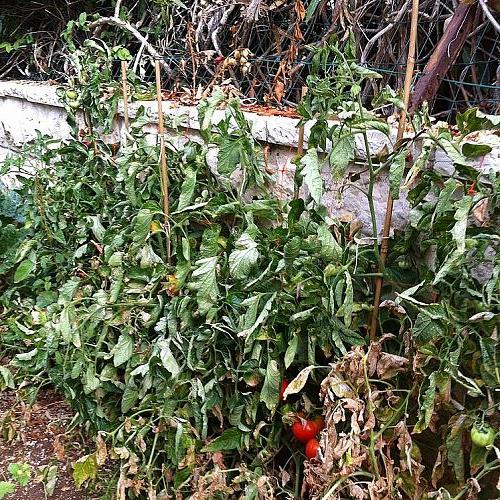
(65, 90, 78, 100)
(67, 100, 80, 109)
(471, 423, 495, 447)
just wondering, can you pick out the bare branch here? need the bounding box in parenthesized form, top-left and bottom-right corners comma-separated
(114, 0, 123, 19)
(88, 16, 172, 75)
(478, 0, 500, 34)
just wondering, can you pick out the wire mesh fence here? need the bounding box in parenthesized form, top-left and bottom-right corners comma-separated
(1, 0, 499, 117)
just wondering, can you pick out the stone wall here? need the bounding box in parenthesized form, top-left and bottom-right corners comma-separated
(1, 80, 498, 237)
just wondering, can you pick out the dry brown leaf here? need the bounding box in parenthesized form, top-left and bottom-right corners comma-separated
(53, 434, 65, 461)
(472, 198, 489, 225)
(376, 353, 409, 380)
(96, 432, 107, 465)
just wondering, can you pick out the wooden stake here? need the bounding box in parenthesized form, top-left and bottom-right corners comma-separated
(155, 59, 171, 264)
(369, 0, 420, 340)
(120, 60, 130, 130)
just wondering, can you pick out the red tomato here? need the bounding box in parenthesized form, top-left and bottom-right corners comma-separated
(280, 379, 289, 401)
(305, 438, 320, 459)
(291, 420, 318, 443)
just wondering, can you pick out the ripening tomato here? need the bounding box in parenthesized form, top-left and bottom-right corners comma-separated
(280, 379, 289, 401)
(471, 423, 495, 448)
(313, 416, 325, 432)
(291, 420, 319, 443)
(305, 438, 320, 459)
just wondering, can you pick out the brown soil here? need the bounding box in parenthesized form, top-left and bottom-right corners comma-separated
(0, 389, 101, 499)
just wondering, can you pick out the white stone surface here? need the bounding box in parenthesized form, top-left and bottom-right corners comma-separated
(1, 80, 498, 238)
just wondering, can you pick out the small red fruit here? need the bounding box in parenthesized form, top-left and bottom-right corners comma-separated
(280, 379, 289, 401)
(291, 420, 318, 443)
(305, 438, 320, 459)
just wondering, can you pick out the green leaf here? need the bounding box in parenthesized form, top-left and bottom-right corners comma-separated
(133, 207, 157, 244)
(229, 232, 259, 279)
(218, 137, 244, 176)
(0, 482, 15, 499)
(337, 271, 353, 327)
(433, 249, 464, 285)
(72, 454, 97, 489)
(461, 142, 492, 159)
(177, 168, 197, 211)
(260, 359, 280, 411)
(317, 224, 342, 262)
(8, 463, 31, 487)
(432, 178, 458, 224)
(198, 89, 225, 134)
(238, 292, 276, 339)
(445, 415, 466, 484)
(389, 149, 406, 200)
(202, 428, 243, 452)
(112, 333, 133, 367)
(88, 216, 105, 242)
(300, 149, 323, 204)
(13, 253, 36, 283)
(329, 135, 355, 180)
(305, 0, 322, 22)
(121, 385, 138, 413)
(414, 371, 437, 433)
(41, 465, 58, 497)
(190, 256, 219, 315)
(413, 312, 446, 342)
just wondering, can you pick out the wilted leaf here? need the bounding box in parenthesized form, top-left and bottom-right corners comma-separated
(190, 256, 219, 315)
(283, 366, 314, 400)
(229, 232, 259, 279)
(376, 353, 409, 380)
(329, 135, 355, 180)
(72, 454, 97, 489)
(451, 196, 472, 253)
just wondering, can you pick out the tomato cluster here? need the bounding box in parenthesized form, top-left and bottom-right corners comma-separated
(290, 416, 325, 460)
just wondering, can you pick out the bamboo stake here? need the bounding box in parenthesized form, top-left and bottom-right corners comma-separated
(369, 0, 420, 340)
(120, 60, 130, 130)
(155, 59, 171, 264)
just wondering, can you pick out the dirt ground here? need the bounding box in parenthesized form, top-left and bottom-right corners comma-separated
(0, 389, 100, 499)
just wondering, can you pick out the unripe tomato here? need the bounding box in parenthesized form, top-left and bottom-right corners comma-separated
(471, 423, 495, 447)
(280, 379, 289, 401)
(305, 438, 320, 459)
(291, 420, 318, 443)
